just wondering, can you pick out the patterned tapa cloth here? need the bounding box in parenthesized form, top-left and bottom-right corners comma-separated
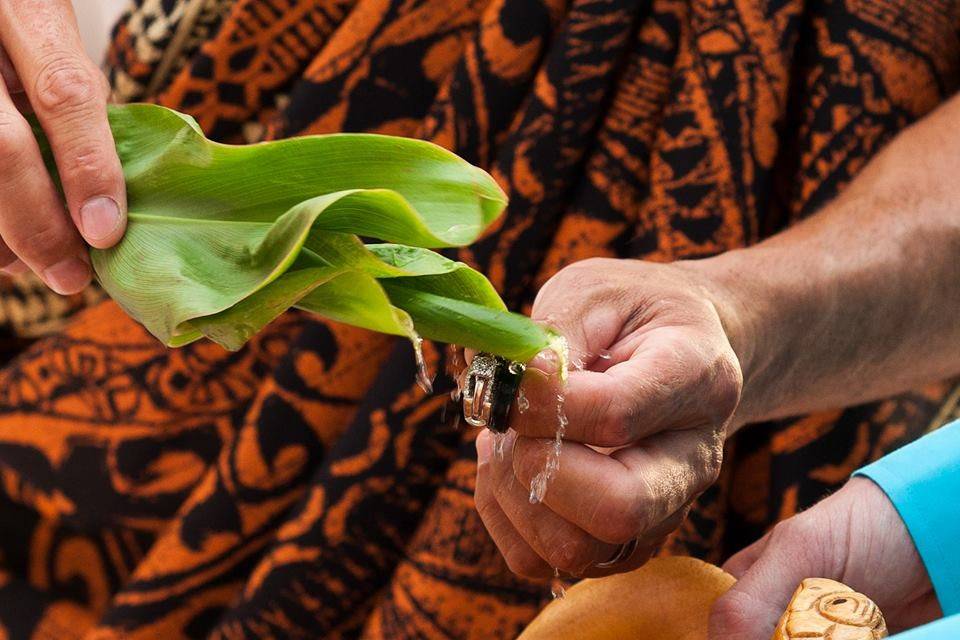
(0, 0, 958, 638)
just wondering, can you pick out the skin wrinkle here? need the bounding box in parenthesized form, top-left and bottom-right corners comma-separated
(487, 70, 960, 590)
(712, 476, 948, 637)
(479, 252, 744, 577)
(490, 431, 613, 574)
(581, 471, 620, 541)
(0, 0, 125, 296)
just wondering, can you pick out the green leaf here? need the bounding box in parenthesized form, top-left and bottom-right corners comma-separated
(32, 103, 555, 362)
(381, 282, 552, 362)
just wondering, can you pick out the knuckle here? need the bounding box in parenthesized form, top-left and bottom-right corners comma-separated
(768, 521, 792, 546)
(769, 517, 813, 549)
(503, 547, 545, 579)
(58, 143, 119, 189)
(709, 351, 743, 421)
(589, 486, 644, 544)
(546, 538, 593, 575)
(533, 258, 623, 321)
(33, 57, 101, 115)
(595, 515, 641, 546)
(593, 398, 636, 446)
(769, 513, 838, 578)
(539, 260, 601, 299)
(683, 343, 742, 427)
(473, 488, 494, 518)
(511, 440, 543, 487)
(0, 117, 32, 164)
(710, 594, 738, 623)
(487, 457, 516, 499)
(693, 430, 724, 492)
(710, 592, 754, 637)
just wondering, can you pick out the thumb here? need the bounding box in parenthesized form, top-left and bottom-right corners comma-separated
(709, 519, 832, 640)
(461, 264, 619, 440)
(503, 262, 630, 437)
(529, 260, 632, 372)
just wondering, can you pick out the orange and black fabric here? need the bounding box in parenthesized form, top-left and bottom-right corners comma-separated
(0, 0, 958, 638)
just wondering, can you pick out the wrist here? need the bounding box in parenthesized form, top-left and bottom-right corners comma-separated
(676, 248, 783, 431)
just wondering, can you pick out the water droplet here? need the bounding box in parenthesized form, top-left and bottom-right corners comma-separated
(517, 388, 530, 413)
(493, 431, 507, 461)
(450, 350, 468, 403)
(449, 346, 466, 373)
(528, 341, 569, 504)
(528, 471, 549, 504)
(538, 348, 559, 372)
(550, 334, 570, 383)
(412, 335, 433, 394)
(448, 347, 467, 398)
(551, 567, 566, 600)
(570, 353, 586, 371)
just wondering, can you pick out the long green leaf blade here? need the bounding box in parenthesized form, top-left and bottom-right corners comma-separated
(32, 103, 555, 362)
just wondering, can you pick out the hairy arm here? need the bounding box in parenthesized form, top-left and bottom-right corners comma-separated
(475, 91, 960, 580)
(698, 93, 960, 428)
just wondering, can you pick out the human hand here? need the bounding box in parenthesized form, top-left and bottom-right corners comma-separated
(709, 477, 938, 639)
(0, 0, 125, 292)
(474, 257, 744, 578)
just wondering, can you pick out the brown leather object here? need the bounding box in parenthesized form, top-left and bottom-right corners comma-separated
(772, 578, 887, 640)
(518, 557, 736, 640)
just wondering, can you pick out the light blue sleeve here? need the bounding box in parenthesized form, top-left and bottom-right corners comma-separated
(890, 614, 960, 639)
(854, 418, 960, 616)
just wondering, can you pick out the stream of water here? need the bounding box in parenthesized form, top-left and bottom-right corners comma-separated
(412, 335, 433, 394)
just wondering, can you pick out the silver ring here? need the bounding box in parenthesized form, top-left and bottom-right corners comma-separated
(595, 538, 640, 569)
(462, 353, 525, 433)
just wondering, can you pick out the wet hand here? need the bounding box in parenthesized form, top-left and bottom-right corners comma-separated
(0, 0, 126, 292)
(708, 477, 937, 639)
(474, 257, 743, 579)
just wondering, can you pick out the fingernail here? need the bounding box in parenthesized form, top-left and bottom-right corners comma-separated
(528, 345, 566, 376)
(44, 257, 91, 295)
(476, 430, 492, 465)
(80, 197, 122, 243)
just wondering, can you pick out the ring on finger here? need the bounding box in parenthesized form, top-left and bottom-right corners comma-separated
(462, 352, 525, 432)
(594, 538, 640, 568)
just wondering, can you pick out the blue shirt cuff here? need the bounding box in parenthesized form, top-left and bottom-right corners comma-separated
(854, 419, 960, 617)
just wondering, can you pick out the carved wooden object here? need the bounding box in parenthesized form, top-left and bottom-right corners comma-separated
(773, 578, 887, 640)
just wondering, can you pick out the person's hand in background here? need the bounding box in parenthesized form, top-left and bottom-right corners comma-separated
(474, 257, 745, 578)
(708, 477, 939, 639)
(0, 0, 125, 293)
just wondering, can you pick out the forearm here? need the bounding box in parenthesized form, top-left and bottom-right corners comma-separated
(692, 93, 960, 429)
